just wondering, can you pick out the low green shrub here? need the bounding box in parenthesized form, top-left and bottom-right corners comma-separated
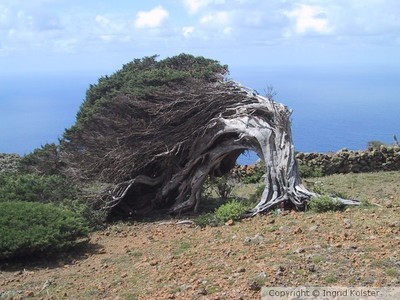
(0, 173, 106, 228)
(194, 212, 219, 227)
(0, 173, 78, 204)
(0, 201, 89, 260)
(211, 175, 234, 199)
(215, 200, 249, 223)
(307, 195, 345, 213)
(298, 164, 324, 178)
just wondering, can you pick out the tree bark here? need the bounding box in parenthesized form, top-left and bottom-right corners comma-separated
(58, 75, 360, 218)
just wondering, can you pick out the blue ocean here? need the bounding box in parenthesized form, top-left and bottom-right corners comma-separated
(1, 65, 399, 165)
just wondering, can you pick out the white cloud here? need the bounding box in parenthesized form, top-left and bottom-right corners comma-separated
(54, 38, 78, 53)
(182, 26, 194, 38)
(134, 6, 169, 29)
(200, 11, 230, 25)
(183, 0, 226, 14)
(285, 4, 332, 35)
(223, 26, 232, 34)
(0, 5, 12, 29)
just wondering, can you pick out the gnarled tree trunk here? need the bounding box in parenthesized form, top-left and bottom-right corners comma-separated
(99, 82, 358, 217)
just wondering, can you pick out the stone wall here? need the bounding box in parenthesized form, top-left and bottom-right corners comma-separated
(296, 146, 400, 175)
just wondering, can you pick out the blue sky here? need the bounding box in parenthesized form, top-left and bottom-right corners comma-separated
(1, 0, 400, 156)
(1, 0, 400, 74)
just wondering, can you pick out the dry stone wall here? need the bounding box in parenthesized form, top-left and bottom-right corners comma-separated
(296, 146, 400, 175)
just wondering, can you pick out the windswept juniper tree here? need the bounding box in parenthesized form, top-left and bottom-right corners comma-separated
(58, 54, 358, 217)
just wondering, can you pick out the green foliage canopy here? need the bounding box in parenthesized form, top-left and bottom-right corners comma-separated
(63, 54, 228, 143)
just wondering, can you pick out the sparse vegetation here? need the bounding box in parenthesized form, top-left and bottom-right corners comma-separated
(210, 175, 235, 199)
(194, 212, 220, 227)
(298, 164, 324, 178)
(1, 170, 399, 299)
(215, 200, 250, 223)
(307, 195, 345, 212)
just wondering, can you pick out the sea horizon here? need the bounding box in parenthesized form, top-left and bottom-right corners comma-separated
(1, 65, 399, 165)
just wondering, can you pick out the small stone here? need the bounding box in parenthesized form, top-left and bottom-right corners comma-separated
(198, 287, 208, 295)
(308, 264, 316, 272)
(225, 219, 235, 226)
(149, 260, 158, 266)
(121, 272, 128, 278)
(344, 219, 352, 229)
(249, 281, 261, 291)
(276, 266, 285, 276)
(237, 267, 246, 273)
(24, 291, 34, 297)
(293, 227, 303, 234)
(386, 202, 393, 208)
(389, 222, 398, 228)
(294, 247, 306, 254)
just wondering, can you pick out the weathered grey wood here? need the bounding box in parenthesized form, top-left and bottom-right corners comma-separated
(60, 76, 360, 217)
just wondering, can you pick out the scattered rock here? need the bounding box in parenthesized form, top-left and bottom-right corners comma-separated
(249, 272, 267, 291)
(243, 234, 264, 245)
(24, 291, 34, 297)
(344, 219, 352, 229)
(294, 247, 305, 254)
(276, 266, 285, 276)
(225, 219, 235, 226)
(308, 264, 316, 272)
(197, 287, 208, 295)
(293, 227, 303, 234)
(149, 260, 159, 266)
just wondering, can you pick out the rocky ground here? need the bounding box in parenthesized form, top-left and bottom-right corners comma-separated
(1, 172, 400, 300)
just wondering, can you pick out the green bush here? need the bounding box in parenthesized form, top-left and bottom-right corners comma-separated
(194, 212, 220, 227)
(0, 201, 89, 260)
(0, 173, 78, 204)
(211, 175, 234, 199)
(0, 173, 106, 229)
(307, 195, 345, 213)
(298, 164, 324, 178)
(215, 200, 249, 223)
